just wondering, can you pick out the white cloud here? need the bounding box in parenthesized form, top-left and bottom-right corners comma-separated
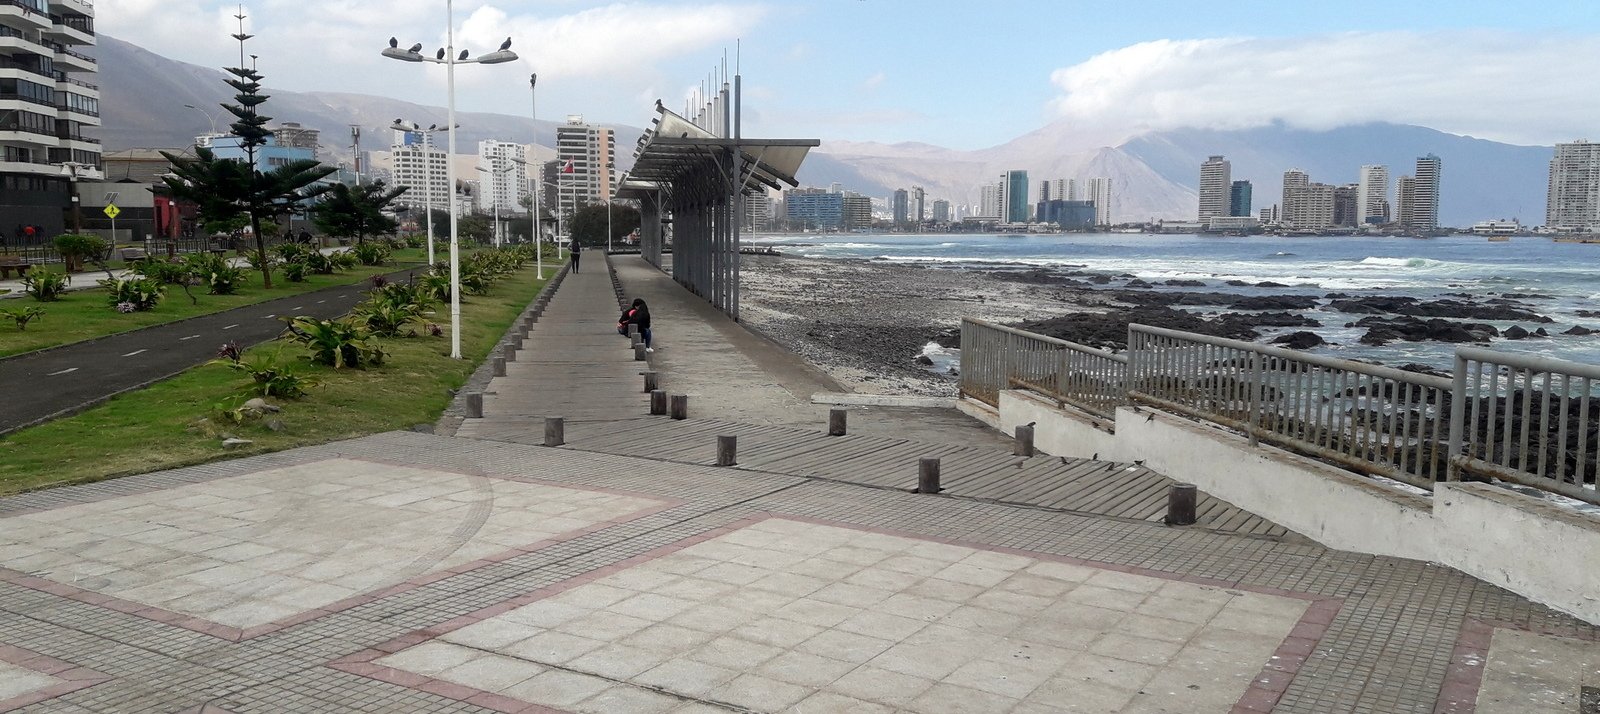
(860, 71, 886, 91)
(1049, 31, 1600, 145)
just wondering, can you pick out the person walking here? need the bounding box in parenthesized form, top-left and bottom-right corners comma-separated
(570, 241, 581, 273)
(618, 298, 653, 352)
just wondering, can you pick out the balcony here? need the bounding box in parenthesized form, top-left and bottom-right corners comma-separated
(46, 0, 91, 18)
(0, 0, 52, 30)
(45, 13, 92, 44)
(45, 40, 94, 70)
(0, 54, 52, 81)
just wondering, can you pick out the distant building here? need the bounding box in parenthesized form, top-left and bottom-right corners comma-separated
(1547, 141, 1600, 231)
(390, 130, 449, 212)
(931, 199, 950, 223)
(912, 186, 925, 224)
(1332, 184, 1359, 227)
(1286, 182, 1335, 230)
(1198, 155, 1231, 220)
(744, 193, 770, 230)
(785, 187, 844, 229)
(476, 140, 529, 215)
(1085, 178, 1112, 225)
(1396, 175, 1417, 228)
(978, 183, 1003, 219)
(210, 134, 315, 174)
(272, 122, 321, 161)
(1229, 180, 1252, 218)
(842, 193, 872, 229)
(1357, 165, 1389, 225)
(1207, 216, 1260, 231)
(1411, 154, 1442, 230)
(1259, 205, 1280, 224)
(1036, 199, 1097, 229)
(1281, 169, 1309, 225)
(1471, 219, 1520, 235)
(1004, 170, 1029, 223)
(555, 115, 615, 216)
(892, 188, 909, 226)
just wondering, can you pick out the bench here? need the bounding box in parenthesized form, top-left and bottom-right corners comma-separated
(0, 256, 29, 280)
(119, 247, 147, 261)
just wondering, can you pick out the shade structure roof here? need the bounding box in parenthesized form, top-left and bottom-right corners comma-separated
(616, 107, 818, 200)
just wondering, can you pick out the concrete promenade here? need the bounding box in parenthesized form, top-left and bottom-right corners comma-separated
(0, 254, 1595, 713)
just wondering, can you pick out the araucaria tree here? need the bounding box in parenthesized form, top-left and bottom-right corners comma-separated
(311, 181, 408, 245)
(160, 19, 333, 288)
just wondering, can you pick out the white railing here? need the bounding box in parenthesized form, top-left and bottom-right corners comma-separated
(958, 318, 1126, 420)
(1449, 347, 1599, 504)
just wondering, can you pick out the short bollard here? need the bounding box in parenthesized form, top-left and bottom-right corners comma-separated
(631, 334, 642, 349)
(669, 394, 688, 420)
(492, 356, 506, 377)
(828, 408, 847, 436)
(649, 390, 667, 415)
(716, 435, 737, 466)
(642, 371, 659, 392)
(628, 324, 640, 338)
(1166, 483, 1198, 526)
(465, 392, 483, 418)
(544, 417, 564, 447)
(1014, 424, 1035, 457)
(917, 458, 942, 494)
(634, 344, 648, 361)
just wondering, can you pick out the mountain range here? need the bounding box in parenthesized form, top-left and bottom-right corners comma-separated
(99, 36, 1556, 226)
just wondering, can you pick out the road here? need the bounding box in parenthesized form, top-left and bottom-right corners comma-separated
(0, 269, 421, 434)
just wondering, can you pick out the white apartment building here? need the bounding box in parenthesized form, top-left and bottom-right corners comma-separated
(1356, 165, 1389, 225)
(0, 0, 101, 237)
(554, 115, 615, 218)
(1197, 155, 1231, 220)
(1085, 177, 1112, 225)
(476, 140, 529, 215)
(1547, 140, 1600, 231)
(1411, 154, 1442, 230)
(978, 183, 1002, 219)
(389, 130, 449, 212)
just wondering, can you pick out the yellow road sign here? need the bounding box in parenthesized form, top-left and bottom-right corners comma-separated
(103, 204, 121, 219)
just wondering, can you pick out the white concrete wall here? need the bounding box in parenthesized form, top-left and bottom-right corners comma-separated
(955, 397, 1001, 430)
(998, 391, 1123, 461)
(1436, 483, 1600, 626)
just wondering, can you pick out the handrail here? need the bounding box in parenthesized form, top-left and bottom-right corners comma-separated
(1449, 347, 1598, 504)
(1129, 323, 1454, 392)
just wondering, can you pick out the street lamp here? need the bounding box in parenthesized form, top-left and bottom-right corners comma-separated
(383, 11, 518, 360)
(475, 162, 514, 248)
(183, 104, 220, 142)
(391, 120, 453, 266)
(605, 161, 615, 253)
(527, 73, 543, 277)
(57, 161, 92, 234)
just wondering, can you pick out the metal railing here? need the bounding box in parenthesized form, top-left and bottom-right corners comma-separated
(1127, 324, 1453, 491)
(959, 318, 1127, 420)
(1449, 347, 1599, 504)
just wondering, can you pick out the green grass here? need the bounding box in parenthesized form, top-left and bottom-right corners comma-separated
(0, 261, 552, 494)
(0, 248, 434, 357)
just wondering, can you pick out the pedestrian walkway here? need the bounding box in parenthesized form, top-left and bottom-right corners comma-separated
(1, 253, 1597, 713)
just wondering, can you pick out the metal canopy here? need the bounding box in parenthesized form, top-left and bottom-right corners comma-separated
(622, 101, 818, 321)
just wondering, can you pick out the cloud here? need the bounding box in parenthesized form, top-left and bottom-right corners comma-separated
(1049, 31, 1600, 145)
(860, 71, 886, 91)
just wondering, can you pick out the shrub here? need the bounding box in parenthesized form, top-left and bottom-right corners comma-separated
(1, 305, 44, 330)
(221, 352, 317, 398)
(244, 249, 275, 272)
(22, 269, 69, 301)
(328, 251, 358, 271)
(282, 316, 385, 368)
(281, 260, 308, 282)
(186, 253, 247, 295)
(301, 251, 334, 275)
(99, 276, 165, 311)
(418, 271, 451, 302)
(53, 233, 107, 270)
(353, 299, 425, 337)
(370, 273, 388, 289)
(131, 256, 192, 285)
(403, 234, 427, 249)
(350, 242, 390, 266)
(273, 243, 314, 263)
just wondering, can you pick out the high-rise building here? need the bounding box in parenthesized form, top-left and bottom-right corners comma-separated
(1281, 169, 1309, 225)
(272, 122, 321, 161)
(979, 183, 1003, 219)
(1332, 184, 1359, 227)
(1004, 170, 1030, 223)
(842, 192, 872, 229)
(828, 182, 843, 194)
(744, 193, 770, 231)
(1228, 181, 1252, 218)
(1039, 179, 1070, 202)
(1396, 175, 1417, 229)
(785, 187, 844, 229)
(1547, 140, 1600, 231)
(1292, 183, 1336, 230)
(554, 115, 615, 217)
(1086, 178, 1112, 225)
(891, 188, 909, 226)
(1036, 200, 1097, 229)
(931, 199, 950, 223)
(0, 0, 101, 238)
(476, 140, 529, 215)
(1356, 165, 1389, 225)
(390, 130, 450, 212)
(1198, 155, 1231, 220)
(912, 186, 925, 224)
(1410, 154, 1442, 230)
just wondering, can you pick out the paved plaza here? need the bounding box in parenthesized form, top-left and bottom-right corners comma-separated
(2, 259, 1598, 712)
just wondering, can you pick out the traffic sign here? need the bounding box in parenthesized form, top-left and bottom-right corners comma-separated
(103, 204, 121, 219)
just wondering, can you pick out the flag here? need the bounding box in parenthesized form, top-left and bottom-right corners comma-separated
(561, 160, 574, 174)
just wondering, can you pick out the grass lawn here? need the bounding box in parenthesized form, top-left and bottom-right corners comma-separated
(0, 259, 555, 494)
(0, 248, 434, 358)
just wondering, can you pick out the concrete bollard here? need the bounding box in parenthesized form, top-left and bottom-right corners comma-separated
(716, 435, 737, 466)
(544, 417, 564, 447)
(669, 394, 688, 420)
(1166, 483, 1198, 526)
(828, 408, 847, 436)
(650, 390, 668, 415)
(917, 458, 942, 494)
(1014, 424, 1035, 457)
(631, 334, 642, 349)
(635, 344, 648, 361)
(492, 356, 506, 377)
(465, 392, 483, 418)
(628, 324, 640, 338)
(642, 371, 659, 392)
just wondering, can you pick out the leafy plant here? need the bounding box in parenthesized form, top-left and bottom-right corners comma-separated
(21, 269, 69, 301)
(99, 276, 165, 311)
(418, 271, 451, 302)
(354, 299, 425, 337)
(282, 316, 385, 369)
(350, 242, 392, 266)
(403, 234, 427, 249)
(328, 251, 358, 271)
(221, 352, 317, 398)
(185, 253, 247, 295)
(132, 256, 192, 285)
(281, 260, 308, 282)
(1, 305, 44, 330)
(273, 242, 314, 263)
(217, 340, 243, 363)
(370, 273, 388, 289)
(53, 233, 107, 271)
(244, 249, 275, 272)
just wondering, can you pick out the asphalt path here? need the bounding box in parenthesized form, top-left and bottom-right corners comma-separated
(0, 267, 425, 434)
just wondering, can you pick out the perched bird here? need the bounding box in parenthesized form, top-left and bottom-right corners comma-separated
(393, 118, 402, 126)
(1091, 453, 1099, 460)
(655, 98, 665, 112)
(409, 43, 423, 53)
(1024, 421, 1036, 427)
(1146, 413, 1155, 422)
(389, 37, 399, 48)
(459, 49, 469, 61)
(1133, 460, 1145, 466)
(499, 37, 512, 51)
(436, 48, 446, 60)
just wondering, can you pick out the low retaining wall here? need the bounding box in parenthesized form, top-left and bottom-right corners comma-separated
(967, 389, 1600, 625)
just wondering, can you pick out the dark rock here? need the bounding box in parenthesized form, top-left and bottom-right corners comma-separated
(1325, 292, 1353, 299)
(1355, 316, 1499, 346)
(914, 354, 934, 366)
(1398, 363, 1451, 378)
(930, 327, 961, 348)
(1271, 331, 1325, 349)
(1330, 296, 1551, 323)
(264, 419, 286, 432)
(1535, 327, 1549, 337)
(1245, 312, 1322, 328)
(1125, 279, 1153, 288)
(1255, 281, 1291, 288)
(1504, 325, 1530, 340)
(1089, 275, 1113, 284)
(1578, 310, 1600, 318)
(1164, 279, 1207, 287)
(1226, 280, 1251, 287)
(1230, 295, 1320, 311)
(1564, 325, 1596, 336)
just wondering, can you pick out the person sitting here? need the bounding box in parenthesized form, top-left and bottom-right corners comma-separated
(617, 298, 653, 352)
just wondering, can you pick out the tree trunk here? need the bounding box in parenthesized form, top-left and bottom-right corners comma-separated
(251, 213, 272, 289)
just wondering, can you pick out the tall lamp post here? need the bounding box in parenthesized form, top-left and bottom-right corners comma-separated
(383, 12, 518, 360)
(391, 121, 450, 266)
(605, 161, 615, 253)
(182, 104, 219, 139)
(528, 73, 542, 277)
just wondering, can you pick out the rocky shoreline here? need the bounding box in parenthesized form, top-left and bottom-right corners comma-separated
(737, 255, 1597, 397)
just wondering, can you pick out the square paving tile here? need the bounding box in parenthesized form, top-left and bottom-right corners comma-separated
(0, 458, 664, 633)
(363, 517, 1318, 712)
(0, 646, 112, 710)
(1475, 627, 1600, 713)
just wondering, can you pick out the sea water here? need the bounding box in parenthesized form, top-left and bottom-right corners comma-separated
(748, 232, 1600, 369)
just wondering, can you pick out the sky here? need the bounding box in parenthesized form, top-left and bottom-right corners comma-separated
(98, 0, 1600, 150)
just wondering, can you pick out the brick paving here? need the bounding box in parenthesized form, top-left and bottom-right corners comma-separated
(2, 258, 1598, 713)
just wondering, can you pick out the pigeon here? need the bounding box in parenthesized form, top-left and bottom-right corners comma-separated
(499, 37, 512, 51)
(1146, 413, 1155, 422)
(459, 49, 469, 61)
(436, 48, 446, 60)
(408, 43, 423, 53)
(393, 118, 402, 126)
(389, 37, 398, 48)
(1091, 453, 1099, 461)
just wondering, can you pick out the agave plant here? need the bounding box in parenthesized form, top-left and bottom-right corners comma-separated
(281, 316, 385, 369)
(99, 276, 165, 311)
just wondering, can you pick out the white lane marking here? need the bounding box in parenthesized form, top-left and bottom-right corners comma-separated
(180, 334, 200, 341)
(292, 306, 304, 311)
(122, 349, 147, 357)
(264, 314, 276, 319)
(48, 367, 78, 376)
(223, 324, 238, 330)
(316, 300, 326, 304)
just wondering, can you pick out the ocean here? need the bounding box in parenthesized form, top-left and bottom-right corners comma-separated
(746, 232, 1600, 369)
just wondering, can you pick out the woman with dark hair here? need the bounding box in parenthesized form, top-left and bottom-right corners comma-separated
(617, 297, 653, 352)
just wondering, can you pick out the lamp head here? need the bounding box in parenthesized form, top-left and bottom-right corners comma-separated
(381, 46, 424, 62)
(475, 49, 518, 65)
